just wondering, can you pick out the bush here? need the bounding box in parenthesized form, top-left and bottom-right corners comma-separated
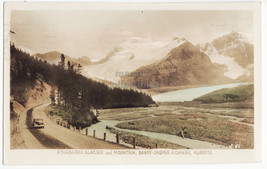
(48, 105, 94, 128)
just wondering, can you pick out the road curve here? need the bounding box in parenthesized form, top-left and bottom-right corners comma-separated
(26, 108, 70, 149)
(24, 103, 128, 149)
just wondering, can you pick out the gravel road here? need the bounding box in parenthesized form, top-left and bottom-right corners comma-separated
(20, 103, 128, 149)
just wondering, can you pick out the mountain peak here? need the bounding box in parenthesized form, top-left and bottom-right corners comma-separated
(46, 50, 62, 54)
(121, 39, 229, 89)
(172, 37, 188, 45)
(213, 31, 251, 44)
(34, 51, 63, 62)
(167, 41, 196, 60)
(199, 31, 254, 80)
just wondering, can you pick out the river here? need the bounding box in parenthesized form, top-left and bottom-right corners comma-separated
(83, 120, 229, 149)
(83, 83, 251, 149)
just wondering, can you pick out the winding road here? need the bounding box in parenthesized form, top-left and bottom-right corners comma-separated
(20, 103, 127, 149)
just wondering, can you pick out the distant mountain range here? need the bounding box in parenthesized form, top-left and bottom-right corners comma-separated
(35, 32, 254, 88)
(121, 32, 254, 89)
(34, 51, 84, 66)
(34, 47, 122, 66)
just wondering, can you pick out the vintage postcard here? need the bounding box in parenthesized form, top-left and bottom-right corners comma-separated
(3, 2, 262, 165)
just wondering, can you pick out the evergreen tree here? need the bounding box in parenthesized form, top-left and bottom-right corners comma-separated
(50, 87, 56, 105)
(10, 44, 154, 109)
(59, 53, 65, 69)
(77, 63, 82, 74)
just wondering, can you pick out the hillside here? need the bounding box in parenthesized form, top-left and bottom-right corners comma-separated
(11, 44, 154, 113)
(194, 84, 254, 103)
(121, 41, 231, 89)
(10, 80, 51, 149)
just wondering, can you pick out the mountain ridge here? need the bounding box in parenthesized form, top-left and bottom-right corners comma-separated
(198, 31, 254, 80)
(34, 32, 253, 85)
(121, 41, 232, 89)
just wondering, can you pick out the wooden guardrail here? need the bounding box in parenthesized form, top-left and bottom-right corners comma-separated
(52, 117, 159, 149)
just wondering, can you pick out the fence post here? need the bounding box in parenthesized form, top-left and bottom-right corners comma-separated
(116, 134, 119, 144)
(93, 130, 96, 137)
(74, 126, 76, 131)
(156, 143, 158, 149)
(133, 137, 136, 149)
(104, 133, 106, 141)
(79, 126, 81, 132)
(86, 128, 88, 135)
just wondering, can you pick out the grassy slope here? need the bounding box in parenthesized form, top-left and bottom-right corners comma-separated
(194, 84, 254, 103)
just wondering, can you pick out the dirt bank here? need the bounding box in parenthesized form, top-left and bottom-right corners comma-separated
(10, 80, 52, 149)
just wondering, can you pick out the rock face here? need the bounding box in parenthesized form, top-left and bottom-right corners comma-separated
(198, 32, 254, 80)
(121, 41, 230, 89)
(212, 32, 253, 67)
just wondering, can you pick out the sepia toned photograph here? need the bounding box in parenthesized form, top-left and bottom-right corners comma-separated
(3, 2, 262, 165)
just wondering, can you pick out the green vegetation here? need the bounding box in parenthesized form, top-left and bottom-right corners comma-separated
(45, 104, 95, 128)
(194, 84, 254, 103)
(116, 114, 254, 148)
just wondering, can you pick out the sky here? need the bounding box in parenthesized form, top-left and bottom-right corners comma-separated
(10, 10, 253, 59)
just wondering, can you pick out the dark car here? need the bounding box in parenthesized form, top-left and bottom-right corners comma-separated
(33, 118, 45, 128)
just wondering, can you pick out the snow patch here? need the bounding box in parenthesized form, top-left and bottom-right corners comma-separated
(200, 43, 250, 79)
(213, 31, 252, 44)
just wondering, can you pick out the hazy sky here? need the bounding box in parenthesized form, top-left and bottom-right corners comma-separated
(11, 10, 253, 59)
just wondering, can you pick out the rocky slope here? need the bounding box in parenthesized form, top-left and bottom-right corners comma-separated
(121, 41, 231, 89)
(10, 79, 51, 149)
(212, 32, 253, 67)
(197, 32, 253, 80)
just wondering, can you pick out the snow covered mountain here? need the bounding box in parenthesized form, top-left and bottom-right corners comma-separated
(197, 32, 253, 80)
(35, 32, 254, 85)
(83, 36, 187, 83)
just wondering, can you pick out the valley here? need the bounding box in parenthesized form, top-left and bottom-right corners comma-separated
(87, 83, 254, 149)
(10, 31, 255, 150)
